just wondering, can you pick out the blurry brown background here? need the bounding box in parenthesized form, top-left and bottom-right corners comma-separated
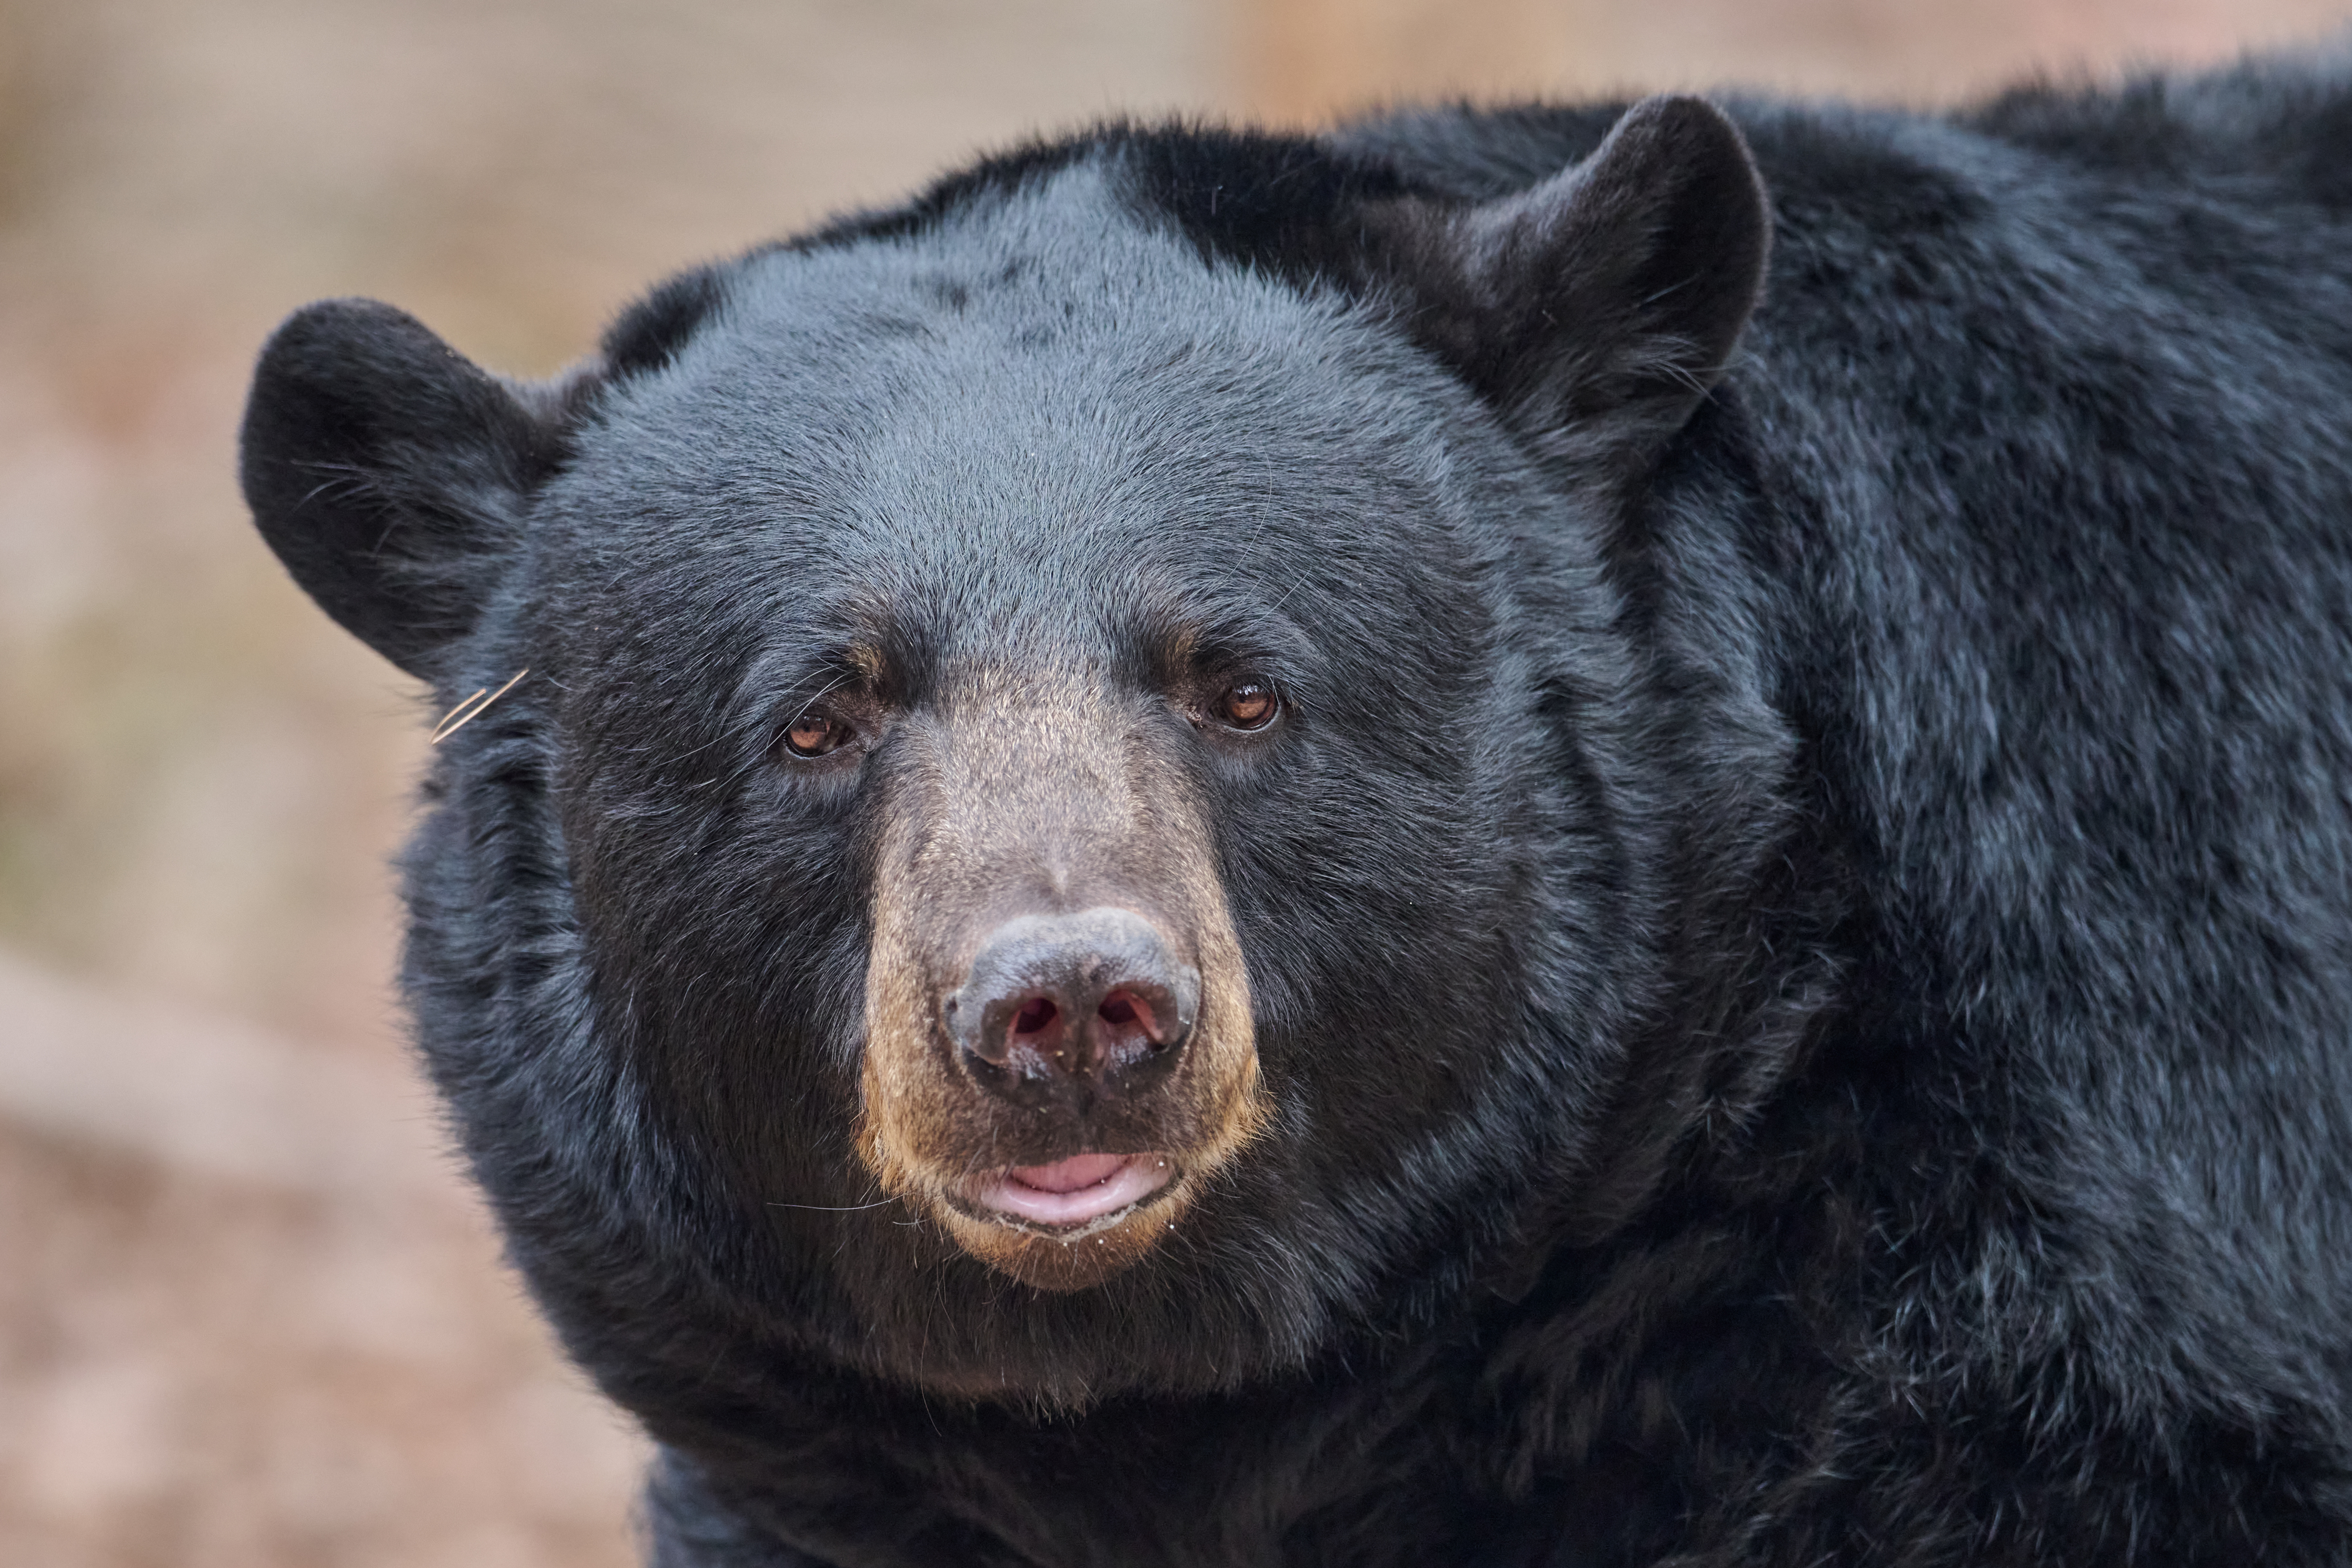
(2, 1, 2346, 1563)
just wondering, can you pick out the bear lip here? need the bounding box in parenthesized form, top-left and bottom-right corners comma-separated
(964, 1152, 1175, 1230)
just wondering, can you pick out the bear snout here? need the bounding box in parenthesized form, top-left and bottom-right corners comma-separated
(853, 675, 1268, 1290)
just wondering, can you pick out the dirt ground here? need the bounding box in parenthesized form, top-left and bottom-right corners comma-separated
(3, 1, 2345, 1562)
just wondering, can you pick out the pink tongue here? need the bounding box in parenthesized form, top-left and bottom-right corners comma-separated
(1007, 1153, 1128, 1193)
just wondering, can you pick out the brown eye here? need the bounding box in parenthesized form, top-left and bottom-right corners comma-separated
(1216, 681, 1278, 731)
(783, 712, 847, 758)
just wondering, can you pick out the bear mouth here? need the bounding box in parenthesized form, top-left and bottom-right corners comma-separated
(957, 1152, 1177, 1236)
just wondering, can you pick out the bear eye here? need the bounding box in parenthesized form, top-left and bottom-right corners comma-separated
(1215, 681, 1279, 731)
(783, 711, 850, 759)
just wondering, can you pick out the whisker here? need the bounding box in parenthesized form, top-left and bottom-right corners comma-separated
(430, 667, 530, 745)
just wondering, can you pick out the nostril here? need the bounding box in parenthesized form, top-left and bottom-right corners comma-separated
(1012, 997, 1057, 1038)
(1096, 988, 1172, 1051)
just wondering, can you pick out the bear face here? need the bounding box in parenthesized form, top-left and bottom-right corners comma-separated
(545, 173, 1561, 1302)
(242, 101, 1772, 1406)
(528, 167, 1632, 1387)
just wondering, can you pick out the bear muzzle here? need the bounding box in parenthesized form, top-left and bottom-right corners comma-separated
(853, 688, 1266, 1288)
(933, 909, 1200, 1240)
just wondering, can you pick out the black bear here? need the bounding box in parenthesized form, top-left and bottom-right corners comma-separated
(239, 63, 2352, 1567)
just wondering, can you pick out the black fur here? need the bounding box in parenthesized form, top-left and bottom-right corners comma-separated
(239, 60, 2352, 1566)
(602, 267, 732, 383)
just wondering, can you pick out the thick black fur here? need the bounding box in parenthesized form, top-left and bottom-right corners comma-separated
(239, 58, 2352, 1566)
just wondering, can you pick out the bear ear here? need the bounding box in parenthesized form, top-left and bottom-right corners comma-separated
(1372, 95, 1769, 474)
(238, 298, 579, 679)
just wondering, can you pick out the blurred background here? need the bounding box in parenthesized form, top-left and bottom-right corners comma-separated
(2, 0, 2348, 1562)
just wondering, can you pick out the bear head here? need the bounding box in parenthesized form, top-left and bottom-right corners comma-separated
(239, 97, 1780, 1409)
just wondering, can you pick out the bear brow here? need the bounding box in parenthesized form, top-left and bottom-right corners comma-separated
(1135, 595, 1318, 677)
(728, 643, 886, 730)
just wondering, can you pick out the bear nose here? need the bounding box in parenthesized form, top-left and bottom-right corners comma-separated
(943, 907, 1198, 1109)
